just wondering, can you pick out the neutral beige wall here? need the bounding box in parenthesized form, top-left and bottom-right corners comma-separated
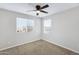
(43, 6, 79, 53)
(0, 9, 41, 50)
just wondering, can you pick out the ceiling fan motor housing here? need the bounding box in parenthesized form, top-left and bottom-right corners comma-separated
(36, 5, 41, 10)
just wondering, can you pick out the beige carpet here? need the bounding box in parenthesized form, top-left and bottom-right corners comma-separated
(0, 39, 78, 55)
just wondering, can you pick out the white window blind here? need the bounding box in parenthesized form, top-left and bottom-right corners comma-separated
(43, 19, 51, 33)
(16, 17, 34, 32)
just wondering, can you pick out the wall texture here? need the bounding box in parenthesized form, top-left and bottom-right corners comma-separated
(43, 6, 79, 53)
(0, 9, 41, 50)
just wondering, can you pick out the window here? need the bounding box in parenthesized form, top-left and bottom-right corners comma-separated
(16, 17, 34, 32)
(43, 19, 51, 33)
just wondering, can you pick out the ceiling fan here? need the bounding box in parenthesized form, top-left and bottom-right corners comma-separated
(27, 4, 49, 16)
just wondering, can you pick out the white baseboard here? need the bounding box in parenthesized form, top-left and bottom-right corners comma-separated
(0, 38, 79, 54)
(0, 38, 39, 51)
(43, 39, 79, 54)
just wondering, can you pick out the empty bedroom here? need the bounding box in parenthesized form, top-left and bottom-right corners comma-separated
(0, 3, 79, 55)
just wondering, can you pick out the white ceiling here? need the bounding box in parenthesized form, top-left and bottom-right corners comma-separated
(0, 3, 79, 17)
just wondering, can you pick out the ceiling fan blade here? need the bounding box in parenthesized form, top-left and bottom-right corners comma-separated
(40, 10, 48, 13)
(41, 4, 49, 9)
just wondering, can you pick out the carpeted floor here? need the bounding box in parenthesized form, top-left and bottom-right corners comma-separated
(0, 39, 78, 55)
